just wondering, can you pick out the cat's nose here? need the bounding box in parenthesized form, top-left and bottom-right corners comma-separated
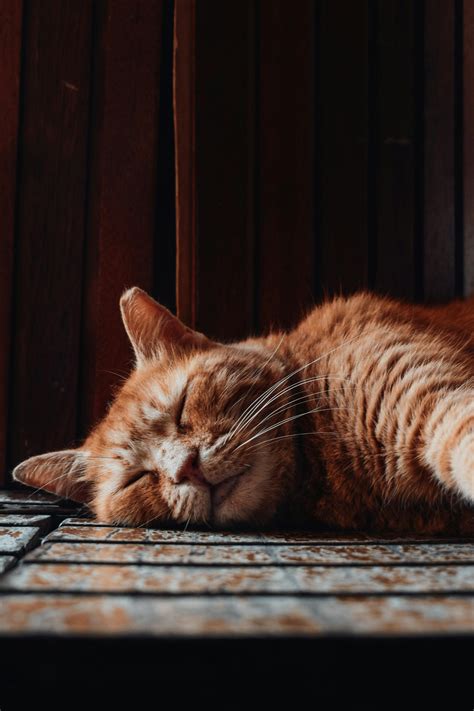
(175, 452, 208, 487)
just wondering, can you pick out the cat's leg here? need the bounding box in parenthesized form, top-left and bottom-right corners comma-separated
(422, 392, 474, 502)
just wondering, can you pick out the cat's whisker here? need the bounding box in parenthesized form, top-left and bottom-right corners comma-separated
(230, 372, 355, 438)
(227, 335, 286, 417)
(228, 376, 354, 443)
(232, 390, 329, 442)
(87, 456, 122, 463)
(234, 405, 355, 451)
(136, 512, 161, 530)
(239, 429, 391, 457)
(102, 369, 130, 382)
(236, 385, 353, 441)
(225, 330, 373, 443)
(237, 431, 324, 451)
(226, 375, 334, 441)
(22, 470, 82, 500)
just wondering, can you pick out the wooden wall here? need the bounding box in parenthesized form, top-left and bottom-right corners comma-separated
(0, 0, 472, 483)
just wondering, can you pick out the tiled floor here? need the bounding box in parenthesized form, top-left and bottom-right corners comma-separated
(1, 488, 473, 703)
(0, 488, 473, 638)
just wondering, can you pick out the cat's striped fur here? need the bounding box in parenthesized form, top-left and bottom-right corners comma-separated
(13, 288, 474, 534)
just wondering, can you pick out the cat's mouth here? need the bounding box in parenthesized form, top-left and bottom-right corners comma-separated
(212, 474, 240, 507)
(211, 467, 248, 508)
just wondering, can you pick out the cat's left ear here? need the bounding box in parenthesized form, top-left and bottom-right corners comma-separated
(120, 287, 214, 366)
(12, 449, 92, 503)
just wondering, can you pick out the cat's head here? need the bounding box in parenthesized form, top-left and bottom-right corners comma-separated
(13, 288, 297, 527)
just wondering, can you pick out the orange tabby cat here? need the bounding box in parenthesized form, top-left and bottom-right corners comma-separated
(13, 287, 474, 534)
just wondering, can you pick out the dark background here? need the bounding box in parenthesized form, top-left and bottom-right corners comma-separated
(0, 0, 470, 484)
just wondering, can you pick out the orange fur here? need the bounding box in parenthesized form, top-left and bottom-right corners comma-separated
(13, 288, 474, 534)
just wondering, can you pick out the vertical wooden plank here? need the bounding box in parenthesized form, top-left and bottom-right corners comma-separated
(258, 0, 315, 331)
(81, 0, 161, 433)
(10, 1, 92, 468)
(195, 0, 255, 341)
(464, 0, 474, 296)
(0, 1, 22, 482)
(423, 0, 455, 302)
(154, 0, 176, 314)
(374, 0, 417, 299)
(174, 0, 255, 341)
(319, 0, 369, 296)
(174, 0, 196, 328)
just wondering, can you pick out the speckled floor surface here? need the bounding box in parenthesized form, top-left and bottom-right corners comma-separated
(0, 488, 473, 638)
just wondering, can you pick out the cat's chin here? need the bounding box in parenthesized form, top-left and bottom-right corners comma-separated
(208, 464, 276, 528)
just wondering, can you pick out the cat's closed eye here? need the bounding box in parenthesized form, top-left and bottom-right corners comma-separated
(123, 470, 155, 488)
(176, 390, 189, 433)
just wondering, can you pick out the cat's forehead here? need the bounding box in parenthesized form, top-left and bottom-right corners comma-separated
(120, 343, 281, 413)
(186, 345, 283, 388)
(126, 348, 235, 404)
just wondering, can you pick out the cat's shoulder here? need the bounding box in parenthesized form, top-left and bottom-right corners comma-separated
(296, 290, 405, 326)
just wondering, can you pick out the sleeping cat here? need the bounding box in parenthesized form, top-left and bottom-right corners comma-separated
(13, 287, 474, 534)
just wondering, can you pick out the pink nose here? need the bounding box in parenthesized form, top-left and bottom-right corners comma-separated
(175, 452, 208, 486)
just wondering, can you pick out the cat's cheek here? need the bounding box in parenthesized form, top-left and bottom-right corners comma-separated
(92, 477, 171, 527)
(92, 479, 121, 523)
(213, 471, 276, 526)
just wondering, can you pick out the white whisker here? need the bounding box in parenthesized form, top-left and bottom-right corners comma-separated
(225, 329, 373, 444)
(234, 384, 354, 441)
(234, 406, 354, 451)
(229, 375, 352, 442)
(226, 335, 285, 419)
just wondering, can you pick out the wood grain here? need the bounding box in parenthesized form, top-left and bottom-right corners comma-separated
(174, 0, 196, 328)
(423, 0, 456, 302)
(49, 523, 474, 545)
(10, 0, 92, 467)
(2, 561, 474, 594)
(174, 0, 255, 340)
(257, 0, 315, 331)
(374, 0, 417, 299)
(29, 541, 474, 566)
(0, 593, 472, 636)
(319, 0, 369, 295)
(195, 0, 255, 340)
(81, 0, 162, 434)
(463, 0, 474, 296)
(0, 1, 22, 483)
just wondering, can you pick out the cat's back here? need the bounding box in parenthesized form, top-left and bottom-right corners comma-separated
(289, 291, 474, 361)
(284, 292, 474, 533)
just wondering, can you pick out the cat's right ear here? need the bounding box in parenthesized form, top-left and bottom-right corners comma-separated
(120, 287, 214, 366)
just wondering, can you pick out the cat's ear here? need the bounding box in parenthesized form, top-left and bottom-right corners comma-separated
(120, 287, 213, 366)
(12, 449, 92, 503)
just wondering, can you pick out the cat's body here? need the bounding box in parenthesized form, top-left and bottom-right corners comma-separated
(13, 288, 474, 534)
(277, 293, 474, 533)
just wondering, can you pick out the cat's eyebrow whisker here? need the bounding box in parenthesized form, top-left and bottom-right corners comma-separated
(102, 369, 130, 382)
(227, 335, 286, 415)
(225, 329, 374, 444)
(227, 376, 353, 443)
(233, 405, 355, 452)
(87, 456, 123, 463)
